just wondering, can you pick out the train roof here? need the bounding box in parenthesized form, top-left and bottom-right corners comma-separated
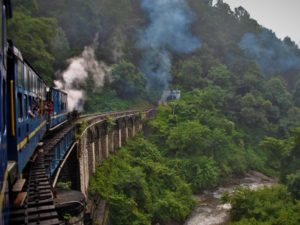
(10, 42, 48, 86)
(13, 46, 23, 61)
(51, 87, 68, 95)
(24, 59, 48, 85)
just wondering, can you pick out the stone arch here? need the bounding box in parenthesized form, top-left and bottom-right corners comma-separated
(127, 117, 135, 138)
(113, 120, 121, 150)
(94, 125, 102, 165)
(99, 122, 109, 159)
(120, 117, 128, 145)
(95, 125, 101, 139)
(87, 128, 96, 177)
(54, 145, 80, 191)
(134, 115, 141, 133)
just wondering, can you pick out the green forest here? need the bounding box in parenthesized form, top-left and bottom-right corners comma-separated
(10, 0, 300, 224)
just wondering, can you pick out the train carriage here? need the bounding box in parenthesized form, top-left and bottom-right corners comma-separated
(48, 87, 68, 130)
(7, 41, 48, 174)
(0, 1, 12, 225)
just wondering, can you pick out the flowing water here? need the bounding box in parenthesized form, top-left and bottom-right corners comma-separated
(184, 171, 276, 225)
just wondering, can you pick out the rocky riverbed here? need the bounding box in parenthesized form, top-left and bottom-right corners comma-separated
(184, 171, 276, 225)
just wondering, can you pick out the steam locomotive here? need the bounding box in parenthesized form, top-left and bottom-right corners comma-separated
(1, 1, 70, 224)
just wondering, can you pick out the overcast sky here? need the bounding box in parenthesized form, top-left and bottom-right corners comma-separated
(222, 0, 300, 45)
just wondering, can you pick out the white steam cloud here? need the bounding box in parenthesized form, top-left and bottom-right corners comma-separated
(55, 36, 110, 111)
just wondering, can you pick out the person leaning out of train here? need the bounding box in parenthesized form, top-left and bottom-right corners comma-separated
(32, 97, 41, 114)
(28, 98, 40, 118)
(45, 100, 53, 115)
(28, 109, 35, 118)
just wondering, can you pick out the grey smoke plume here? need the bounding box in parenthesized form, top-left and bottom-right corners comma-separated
(137, 0, 201, 101)
(240, 29, 300, 76)
(55, 36, 110, 111)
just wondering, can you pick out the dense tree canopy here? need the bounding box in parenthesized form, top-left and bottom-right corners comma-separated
(9, 0, 300, 112)
(8, 11, 58, 83)
(229, 186, 300, 225)
(110, 61, 146, 99)
(90, 137, 195, 225)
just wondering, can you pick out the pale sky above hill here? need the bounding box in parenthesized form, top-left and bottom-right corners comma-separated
(222, 0, 300, 46)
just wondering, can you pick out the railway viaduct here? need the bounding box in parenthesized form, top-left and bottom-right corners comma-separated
(56, 109, 155, 196)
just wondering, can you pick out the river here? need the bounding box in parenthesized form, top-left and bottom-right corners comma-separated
(184, 171, 276, 225)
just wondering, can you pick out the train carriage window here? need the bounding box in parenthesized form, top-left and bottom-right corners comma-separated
(39, 81, 41, 96)
(30, 71, 34, 92)
(34, 76, 36, 93)
(61, 94, 63, 110)
(17, 93, 23, 121)
(37, 79, 39, 95)
(27, 69, 30, 91)
(40, 82, 43, 97)
(33, 75, 36, 93)
(24, 66, 28, 91)
(29, 70, 33, 92)
(29, 96, 32, 115)
(24, 95, 28, 119)
(63, 94, 66, 110)
(37, 77, 39, 94)
(28, 70, 31, 91)
(62, 94, 64, 110)
(38, 80, 41, 96)
(41, 86, 43, 99)
(17, 60, 23, 87)
(34, 76, 37, 94)
(28, 70, 31, 92)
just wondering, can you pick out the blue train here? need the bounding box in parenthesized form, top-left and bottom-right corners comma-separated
(7, 41, 70, 174)
(48, 87, 68, 130)
(0, 1, 71, 224)
(0, 1, 13, 224)
(7, 42, 49, 173)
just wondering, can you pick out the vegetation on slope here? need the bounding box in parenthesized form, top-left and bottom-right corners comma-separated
(224, 129, 300, 225)
(90, 137, 195, 225)
(90, 85, 300, 224)
(229, 185, 300, 225)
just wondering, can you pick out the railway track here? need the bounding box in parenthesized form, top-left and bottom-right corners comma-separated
(10, 149, 61, 225)
(9, 118, 78, 224)
(9, 109, 147, 225)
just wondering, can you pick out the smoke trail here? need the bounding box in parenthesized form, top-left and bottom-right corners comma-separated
(137, 0, 201, 101)
(240, 28, 300, 76)
(55, 36, 110, 111)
